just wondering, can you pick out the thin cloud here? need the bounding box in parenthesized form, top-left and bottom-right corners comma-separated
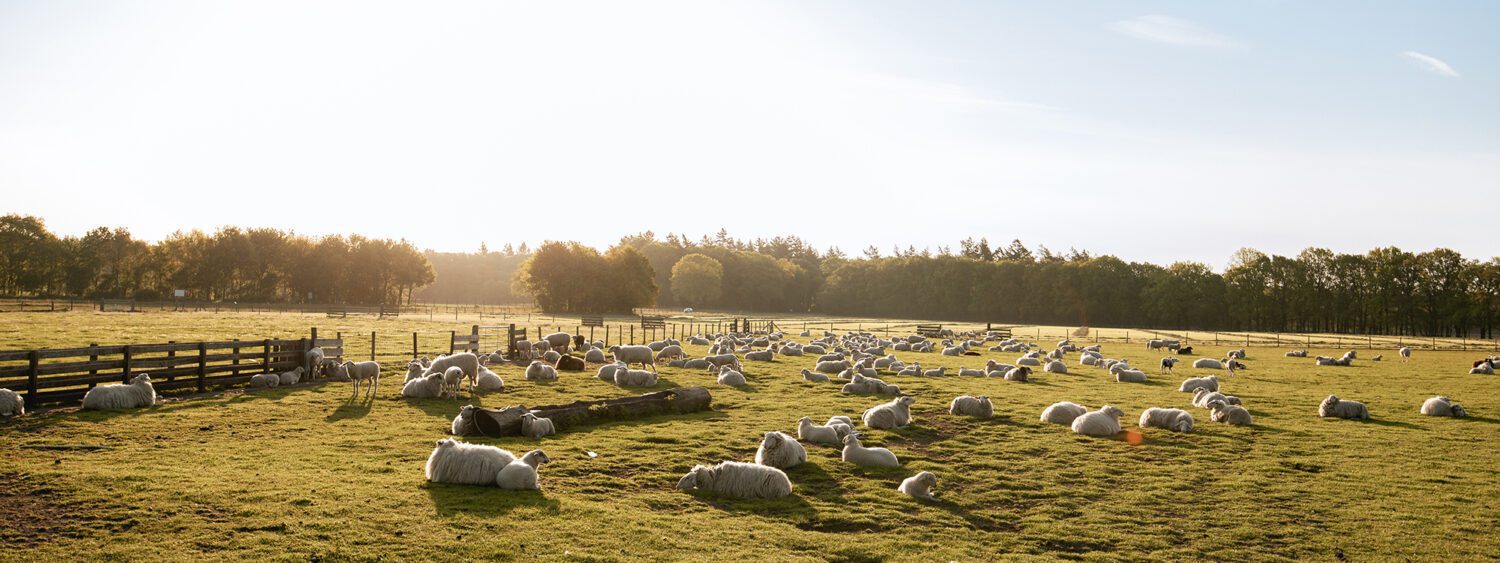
(1400, 51, 1460, 77)
(1108, 15, 1246, 49)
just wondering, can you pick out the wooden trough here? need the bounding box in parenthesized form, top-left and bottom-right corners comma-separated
(456, 386, 713, 437)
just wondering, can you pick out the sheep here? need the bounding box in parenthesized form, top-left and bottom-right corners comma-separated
(543, 332, 573, 354)
(873, 354, 898, 369)
(1016, 357, 1042, 367)
(1044, 360, 1068, 374)
(655, 345, 686, 363)
(921, 366, 947, 377)
(1004, 366, 1032, 382)
(1318, 395, 1370, 420)
(1192, 388, 1240, 408)
(451, 404, 477, 435)
(584, 347, 607, 363)
(339, 360, 381, 400)
(326, 361, 352, 382)
(1371, 354, 1383, 362)
(1471, 363, 1495, 375)
(898, 471, 938, 500)
(423, 352, 480, 390)
(496, 449, 552, 490)
(1192, 358, 1223, 369)
(957, 367, 985, 377)
(704, 353, 742, 371)
(949, 395, 993, 418)
(717, 366, 747, 387)
(841, 433, 900, 468)
(863, 396, 916, 429)
(797, 416, 844, 445)
(614, 368, 659, 387)
(424, 438, 516, 486)
(306, 346, 327, 373)
(1159, 357, 1180, 374)
(1036, 403, 1083, 427)
(800, 368, 830, 383)
(520, 412, 556, 438)
(82, 374, 157, 410)
(402, 373, 445, 398)
(597, 361, 626, 382)
(404, 361, 427, 383)
(841, 373, 900, 395)
(475, 367, 504, 391)
(1420, 396, 1468, 418)
(512, 340, 536, 360)
(1207, 399, 1254, 425)
(1138, 407, 1194, 432)
(1285, 350, 1308, 358)
(247, 372, 281, 388)
(1399, 347, 1412, 362)
(815, 360, 851, 374)
(1071, 405, 1124, 437)
(555, 354, 586, 372)
(895, 363, 922, 376)
(755, 431, 807, 469)
(609, 345, 658, 373)
(441, 366, 465, 399)
(540, 350, 562, 363)
(525, 360, 558, 381)
(677, 461, 792, 499)
(1177, 346, 1195, 355)
(1178, 375, 1219, 393)
(0, 388, 22, 416)
(1115, 369, 1148, 383)
(1227, 349, 1246, 359)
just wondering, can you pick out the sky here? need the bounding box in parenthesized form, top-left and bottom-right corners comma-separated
(1, 0, 1496, 269)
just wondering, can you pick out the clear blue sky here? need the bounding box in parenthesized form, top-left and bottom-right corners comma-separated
(1, 0, 1495, 267)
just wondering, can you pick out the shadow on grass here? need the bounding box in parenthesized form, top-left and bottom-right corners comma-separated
(783, 461, 844, 502)
(1366, 418, 1425, 430)
(688, 489, 814, 518)
(424, 482, 560, 517)
(1460, 416, 1500, 425)
(325, 402, 371, 423)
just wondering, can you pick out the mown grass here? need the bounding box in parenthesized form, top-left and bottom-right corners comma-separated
(1, 311, 1498, 561)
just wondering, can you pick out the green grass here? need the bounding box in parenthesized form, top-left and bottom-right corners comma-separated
(2, 311, 1499, 561)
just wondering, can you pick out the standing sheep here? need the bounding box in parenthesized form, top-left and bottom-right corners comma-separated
(1399, 347, 1412, 362)
(897, 471, 938, 500)
(1071, 406, 1125, 437)
(1420, 396, 1468, 418)
(1138, 408, 1194, 433)
(543, 332, 573, 354)
(755, 431, 807, 469)
(441, 367, 465, 399)
(1318, 395, 1370, 420)
(948, 395, 994, 418)
(841, 433, 900, 467)
(423, 353, 480, 391)
(1040, 401, 1088, 425)
(677, 461, 792, 499)
(342, 361, 381, 401)
(0, 388, 24, 416)
(609, 345, 658, 373)
(81, 374, 157, 410)
(862, 396, 916, 429)
(425, 439, 516, 486)
(496, 450, 552, 490)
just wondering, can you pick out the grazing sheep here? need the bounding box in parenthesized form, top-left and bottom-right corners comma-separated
(442, 367, 465, 399)
(677, 461, 792, 499)
(949, 395, 993, 418)
(1115, 369, 1148, 383)
(1071, 406, 1125, 437)
(797, 416, 844, 445)
(597, 361, 626, 382)
(584, 347, 607, 363)
(1318, 395, 1370, 420)
(1192, 358, 1223, 370)
(475, 367, 504, 391)
(614, 368, 659, 387)
(525, 360, 558, 381)
(1005, 366, 1031, 382)
(717, 366, 747, 387)
(841, 433, 900, 468)
(609, 345, 658, 373)
(82, 374, 157, 410)
(1044, 360, 1068, 374)
(800, 368, 830, 383)
(1178, 375, 1219, 393)
(543, 332, 573, 354)
(1399, 347, 1412, 362)
(1138, 407, 1194, 432)
(555, 354, 586, 372)
(1207, 400, 1253, 425)
(1420, 396, 1468, 418)
(402, 373, 446, 398)
(863, 396, 916, 429)
(248, 372, 281, 388)
(520, 412, 556, 438)
(424, 438, 516, 486)
(0, 388, 22, 416)
(1040, 401, 1088, 425)
(755, 431, 807, 469)
(496, 449, 552, 490)
(898, 471, 938, 500)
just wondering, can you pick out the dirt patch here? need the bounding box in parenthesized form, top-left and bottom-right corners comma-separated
(0, 471, 113, 547)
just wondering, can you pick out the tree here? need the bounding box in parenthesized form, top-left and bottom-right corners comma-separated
(671, 253, 724, 308)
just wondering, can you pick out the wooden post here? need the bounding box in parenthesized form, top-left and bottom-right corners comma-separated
(231, 339, 241, 377)
(197, 342, 208, 391)
(263, 339, 272, 373)
(630, 325, 635, 345)
(370, 331, 376, 362)
(472, 325, 480, 353)
(449, 330, 456, 355)
(25, 350, 39, 410)
(88, 343, 99, 379)
(605, 325, 610, 346)
(122, 344, 133, 384)
(412, 332, 419, 358)
(166, 341, 177, 382)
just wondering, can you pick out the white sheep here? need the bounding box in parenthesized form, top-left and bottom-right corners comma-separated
(342, 361, 381, 401)
(922, 366, 947, 377)
(841, 433, 900, 467)
(597, 361, 626, 382)
(424, 438, 516, 485)
(442, 366, 465, 399)
(543, 332, 573, 353)
(677, 461, 792, 499)
(948, 395, 993, 418)
(1115, 369, 1148, 383)
(1044, 360, 1068, 374)
(1004, 366, 1031, 382)
(451, 404, 477, 435)
(404, 360, 425, 383)
(957, 367, 985, 377)
(715, 366, 747, 387)
(520, 412, 556, 438)
(1178, 375, 1219, 393)
(525, 360, 558, 381)
(797, 416, 843, 446)
(1285, 350, 1308, 358)
(1192, 358, 1223, 369)
(895, 363, 922, 376)
(0, 388, 24, 416)
(614, 368, 659, 387)
(584, 347, 607, 363)
(1138, 407, 1194, 432)
(1016, 357, 1042, 367)
(800, 369, 830, 383)
(475, 367, 504, 391)
(306, 346, 327, 374)
(247, 372, 281, 388)
(81, 374, 156, 410)
(1207, 400, 1253, 425)
(862, 396, 915, 429)
(1399, 347, 1412, 362)
(1040, 401, 1088, 425)
(1420, 396, 1468, 418)
(402, 373, 446, 398)
(609, 345, 658, 373)
(897, 471, 938, 500)
(1071, 405, 1124, 437)
(1469, 363, 1494, 375)
(496, 449, 552, 490)
(755, 431, 807, 469)
(1318, 395, 1370, 420)
(423, 353, 480, 391)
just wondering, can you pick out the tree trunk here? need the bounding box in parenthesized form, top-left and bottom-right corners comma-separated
(455, 386, 713, 437)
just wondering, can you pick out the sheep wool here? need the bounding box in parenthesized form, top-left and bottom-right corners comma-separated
(1071, 406, 1125, 437)
(423, 353, 480, 382)
(0, 388, 24, 416)
(609, 345, 657, 372)
(584, 347, 607, 363)
(1178, 375, 1219, 393)
(1004, 366, 1031, 382)
(898, 471, 938, 500)
(451, 405, 477, 435)
(278, 366, 305, 386)
(81, 374, 157, 410)
(797, 417, 843, 446)
(247, 373, 281, 388)
(425, 439, 517, 486)
(1040, 401, 1088, 425)
(755, 431, 807, 469)
(1044, 360, 1068, 374)
(1115, 369, 1148, 383)
(677, 461, 792, 499)
(402, 373, 445, 398)
(800, 369, 830, 383)
(862, 396, 916, 429)
(521, 413, 556, 438)
(1207, 400, 1253, 426)
(1192, 358, 1223, 370)
(717, 366, 747, 387)
(597, 361, 626, 382)
(615, 368, 659, 387)
(948, 395, 993, 418)
(497, 450, 552, 490)
(841, 433, 900, 467)
(475, 368, 504, 391)
(525, 360, 558, 381)
(1420, 396, 1468, 418)
(1318, 395, 1370, 420)
(404, 361, 426, 383)
(1138, 408, 1194, 433)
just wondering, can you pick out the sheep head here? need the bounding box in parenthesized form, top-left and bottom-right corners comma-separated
(1100, 405, 1124, 419)
(132, 374, 153, 384)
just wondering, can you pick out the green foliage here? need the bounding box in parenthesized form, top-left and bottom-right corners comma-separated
(512, 242, 656, 314)
(671, 253, 724, 307)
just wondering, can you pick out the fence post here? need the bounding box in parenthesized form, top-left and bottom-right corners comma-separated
(230, 340, 240, 377)
(88, 343, 99, 379)
(166, 341, 177, 382)
(371, 331, 376, 362)
(263, 339, 272, 373)
(197, 342, 208, 391)
(472, 325, 480, 352)
(122, 344, 133, 384)
(25, 350, 39, 410)
(449, 330, 456, 355)
(412, 332, 419, 358)
(630, 325, 635, 344)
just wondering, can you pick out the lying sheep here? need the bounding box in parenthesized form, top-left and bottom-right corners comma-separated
(525, 360, 558, 381)
(1192, 358, 1223, 370)
(815, 360, 851, 374)
(1192, 388, 1241, 408)
(677, 461, 792, 499)
(402, 373, 445, 398)
(451, 404, 477, 435)
(744, 349, 776, 362)
(597, 361, 626, 382)
(82, 374, 157, 410)
(278, 366, 305, 386)
(1005, 366, 1031, 382)
(957, 367, 985, 377)
(895, 363, 922, 376)
(755, 431, 807, 469)
(949, 395, 993, 418)
(897, 471, 938, 500)
(841, 433, 900, 467)
(1178, 375, 1219, 393)
(1285, 350, 1308, 358)
(1318, 395, 1370, 420)
(1044, 360, 1068, 374)
(248, 372, 281, 388)
(584, 347, 607, 363)
(1040, 401, 1087, 425)
(1207, 400, 1253, 425)
(404, 360, 426, 383)
(1016, 357, 1042, 367)
(717, 366, 747, 387)
(0, 388, 22, 417)
(797, 416, 845, 445)
(425, 439, 516, 486)
(475, 367, 504, 391)
(614, 368, 659, 387)
(1115, 368, 1148, 383)
(497, 449, 552, 490)
(1071, 406, 1124, 437)
(862, 396, 916, 429)
(520, 412, 556, 438)
(800, 368, 830, 383)
(1420, 396, 1468, 418)
(1138, 407, 1194, 432)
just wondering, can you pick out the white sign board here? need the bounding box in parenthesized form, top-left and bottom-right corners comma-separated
(174, 289, 186, 298)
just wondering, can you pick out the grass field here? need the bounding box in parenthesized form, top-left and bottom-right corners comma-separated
(2, 311, 1499, 561)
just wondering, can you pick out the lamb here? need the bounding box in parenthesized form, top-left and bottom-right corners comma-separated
(424, 438, 516, 486)
(1004, 366, 1031, 382)
(1178, 375, 1218, 393)
(597, 361, 626, 382)
(1192, 358, 1223, 369)
(841, 433, 900, 467)
(1159, 357, 1180, 374)
(1318, 395, 1370, 420)
(525, 360, 558, 381)
(496, 449, 552, 490)
(957, 367, 985, 377)
(402, 373, 445, 398)
(1114, 369, 1148, 383)
(609, 345, 658, 373)
(555, 354, 586, 372)
(949, 395, 993, 418)
(475, 367, 504, 391)
(677, 461, 792, 499)
(520, 412, 556, 438)
(1138, 407, 1194, 432)
(247, 372, 281, 388)
(423, 353, 480, 390)
(82, 374, 157, 410)
(1206, 400, 1253, 425)
(716, 366, 747, 387)
(1071, 405, 1125, 437)
(1192, 388, 1241, 408)
(614, 368, 659, 387)
(796, 416, 845, 445)
(1399, 346, 1412, 362)
(897, 471, 938, 500)
(1040, 401, 1087, 425)
(922, 366, 947, 377)
(1420, 396, 1468, 418)
(800, 368, 830, 383)
(755, 431, 807, 469)
(863, 396, 916, 429)
(1044, 360, 1068, 374)
(0, 388, 22, 416)
(441, 366, 465, 399)
(341, 360, 381, 401)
